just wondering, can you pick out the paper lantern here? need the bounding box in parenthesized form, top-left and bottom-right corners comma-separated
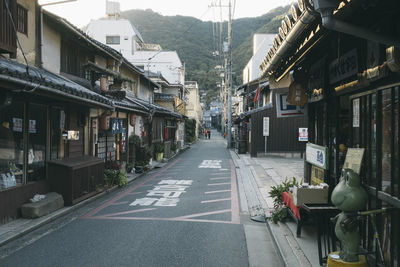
(100, 116, 110, 130)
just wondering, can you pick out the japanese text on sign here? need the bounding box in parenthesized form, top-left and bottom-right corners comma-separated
(130, 180, 193, 207)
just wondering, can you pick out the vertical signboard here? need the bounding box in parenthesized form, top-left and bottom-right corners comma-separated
(352, 98, 360, 127)
(263, 117, 269, 137)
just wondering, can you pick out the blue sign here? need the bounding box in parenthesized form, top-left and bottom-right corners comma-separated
(110, 119, 124, 134)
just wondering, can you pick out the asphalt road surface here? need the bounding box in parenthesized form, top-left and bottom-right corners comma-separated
(1, 130, 282, 267)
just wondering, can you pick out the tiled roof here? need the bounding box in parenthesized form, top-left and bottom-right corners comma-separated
(0, 59, 113, 107)
(125, 91, 181, 119)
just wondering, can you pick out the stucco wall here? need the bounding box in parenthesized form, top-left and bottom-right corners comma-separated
(42, 22, 61, 74)
(15, 0, 37, 66)
(86, 19, 138, 57)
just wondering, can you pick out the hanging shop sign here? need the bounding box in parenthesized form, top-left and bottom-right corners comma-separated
(275, 92, 306, 118)
(263, 117, 270, 137)
(307, 57, 325, 103)
(298, 128, 308, 142)
(110, 118, 125, 134)
(329, 49, 358, 84)
(100, 116, 110, 130)
(60, 110, 65, 129)
(306, 143, 329, 170)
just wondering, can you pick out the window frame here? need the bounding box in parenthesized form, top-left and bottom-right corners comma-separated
(16, 4, 27, 35)
(106, 35, 120, 45)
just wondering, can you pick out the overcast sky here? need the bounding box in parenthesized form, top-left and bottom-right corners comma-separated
(40, 0, 295, 28)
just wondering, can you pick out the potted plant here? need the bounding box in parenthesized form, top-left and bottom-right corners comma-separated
(104, 161, 128, 187)
(154, 142, 164, 162)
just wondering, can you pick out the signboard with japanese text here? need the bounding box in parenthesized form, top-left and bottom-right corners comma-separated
(306, 143, 329, 170)
(12, 118, 22, 132)
(298, 128, 308, 142)
(343, 148, 365, 174)
(329, 49, 358, 84)
(263, 117, 270, 137)
(311, 165, 325, 185)
(110, 118, 124, 134)
(352, 98, 360, 127)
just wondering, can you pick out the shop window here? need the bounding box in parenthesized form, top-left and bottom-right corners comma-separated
(27, 104, 46, 182)
(0, 100, 24, 190)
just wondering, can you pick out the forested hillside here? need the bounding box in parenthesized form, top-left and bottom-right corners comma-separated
(120, 6, 290, 92)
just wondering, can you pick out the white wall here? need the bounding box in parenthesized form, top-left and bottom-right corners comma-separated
(130, 51, 183, 85)
(42, 22, 61, 74)
(86, 19, 140, 57)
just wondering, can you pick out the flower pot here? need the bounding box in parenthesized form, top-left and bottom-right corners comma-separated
(155, 153, 164, 162)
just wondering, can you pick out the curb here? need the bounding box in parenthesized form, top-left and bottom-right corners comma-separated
(0, 145, 191, 248)
(265, 220, 290, 267)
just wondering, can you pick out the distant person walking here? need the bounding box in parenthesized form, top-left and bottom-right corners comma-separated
(207, 130, 211, 139)
(204, 129, 208, 139)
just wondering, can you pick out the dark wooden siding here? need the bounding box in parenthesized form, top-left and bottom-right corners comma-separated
(0, 180, 48, 224)
(0, 0, 17, 56)
(250, 97, 307, 156)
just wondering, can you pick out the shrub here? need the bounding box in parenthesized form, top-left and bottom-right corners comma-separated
(104, 160, 128, 187)
(268, 177, 299, 223)
(135, 146, 152, 166)
(154, 142, 164, 154)
(129, 134, 141, 147)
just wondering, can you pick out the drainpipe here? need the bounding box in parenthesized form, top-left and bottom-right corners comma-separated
(312, 0, 400, 46)
(263, 4, 318, 75)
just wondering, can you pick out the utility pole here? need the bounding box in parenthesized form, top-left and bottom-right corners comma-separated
(226, 0, 232, 148)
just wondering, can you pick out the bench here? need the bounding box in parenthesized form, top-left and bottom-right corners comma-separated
(21, 192, 64, 219)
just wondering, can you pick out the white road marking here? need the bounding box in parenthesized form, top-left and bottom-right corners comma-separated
(129, 179, 193, 207)
(198, 160, 222, 169)
(201, 198, 231, 204)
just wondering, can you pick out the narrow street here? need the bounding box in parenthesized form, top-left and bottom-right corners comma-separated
(0, 130, 283, 267)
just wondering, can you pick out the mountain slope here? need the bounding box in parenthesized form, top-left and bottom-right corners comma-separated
(120, 6, 289, 91)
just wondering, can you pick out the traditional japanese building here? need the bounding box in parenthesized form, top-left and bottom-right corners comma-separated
(260, 0, 400, 265)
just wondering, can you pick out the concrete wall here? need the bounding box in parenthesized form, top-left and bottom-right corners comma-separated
(86, 19, 139, 57)
(243, 34, 275, 83)
(42, 22, 61, 74)
(130, 51, 183, 85)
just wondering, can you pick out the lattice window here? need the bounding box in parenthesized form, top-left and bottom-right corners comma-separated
(16, 4, 27, 35)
